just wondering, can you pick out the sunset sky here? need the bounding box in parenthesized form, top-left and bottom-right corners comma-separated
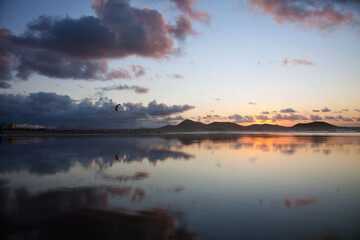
(1, 0, 360, 128)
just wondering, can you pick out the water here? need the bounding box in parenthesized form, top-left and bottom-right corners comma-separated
(1, 133, 360, 239)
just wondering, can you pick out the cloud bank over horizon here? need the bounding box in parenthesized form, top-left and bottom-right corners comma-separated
(0, 92, 195, 128)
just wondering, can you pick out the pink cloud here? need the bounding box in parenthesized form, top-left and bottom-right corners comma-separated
(132, 65, 146, 77)
(248, 0, 357, 30)
(292, 59, 314, 66)
(169, 0, 211, 24)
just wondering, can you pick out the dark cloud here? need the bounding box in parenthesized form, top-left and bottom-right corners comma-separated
(337, 115, 353, 122)
(354, 109, 360, 112)
(272, 114, 308, 122)
(325, 115, 353, 121)
(97, 84, 149, 94)
(0, 81, 11, 89)
(245, 0, 359, 30)
(260, 111, 270, 114)
(0, 0, 207, 85)
(325, 116, 336, 120)
(312, 109, 320, 113)
(355, 117, 360, 122)
(248, 102, 256, 105)
(321, 107, 331, 112)
(256, 115, 269, 121)
(310, 114, 322, 121)
(0, 92, 194, 128)
(280, 108, 296, 113)
(228, 114, 255, 123)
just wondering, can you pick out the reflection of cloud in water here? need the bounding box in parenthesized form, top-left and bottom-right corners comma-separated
(0, 183, 197, 240)
(0, 137, 193, 175)
(103, 172, 149, 182)
(285, 198, 317, 208)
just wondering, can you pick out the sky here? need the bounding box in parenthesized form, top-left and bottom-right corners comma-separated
(0, 0, 360, 129)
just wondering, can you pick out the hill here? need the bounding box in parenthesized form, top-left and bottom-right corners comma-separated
(159, 119, 354, 132)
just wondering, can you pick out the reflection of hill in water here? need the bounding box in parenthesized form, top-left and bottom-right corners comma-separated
(161, 134, 360, 155)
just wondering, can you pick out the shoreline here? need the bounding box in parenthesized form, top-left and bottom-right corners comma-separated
(1, 129, 359, 137)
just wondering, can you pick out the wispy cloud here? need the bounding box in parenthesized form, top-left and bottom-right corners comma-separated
(245, 0, 359, 30)
(321, 107, 331, 112)
(228, 114, 255, 123)
(310, 115, 322, 121)
(131, 65, 146, 78)
(272, 114, 308, 122)
(280, 108, 296, 113)
(97, 84, 149, 94)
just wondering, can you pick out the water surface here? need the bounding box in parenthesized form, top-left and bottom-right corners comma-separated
(1, 133, 360, 239)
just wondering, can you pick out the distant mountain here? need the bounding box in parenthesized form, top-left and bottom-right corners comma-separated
(291, 121, 341, 130)
(159, 119, 355, 132)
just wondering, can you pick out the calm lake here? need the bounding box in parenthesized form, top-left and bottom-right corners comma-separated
(1, 133, 360, 239)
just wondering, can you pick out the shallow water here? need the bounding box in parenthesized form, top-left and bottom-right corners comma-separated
(1, 133, 360, 239)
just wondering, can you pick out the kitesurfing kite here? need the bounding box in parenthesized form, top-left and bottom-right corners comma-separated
(115, 104, 121, 111)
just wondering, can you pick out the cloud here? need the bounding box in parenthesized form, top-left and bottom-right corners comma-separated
(325, 116, 336, 120)
(336, 115, 353, 122)
(280, 108, 296, 113)
(292, 59, 314, 66)
(310, 115, 322, 121)
(248, 102, 256, 105)
(168, 15, 198, 40)
(260, 111, 270, 114)
(228, 114, 255, 123)
(0, 0, 208, 86)
(272, 114, 308, 122)
(325, 115, 353, 121)
(106, 69, 132, 80)
(0, 92, 194, 128)
(354, 109, 360, 112)
(0, 81, 11, 89)
(245, 0, 359, 30)
(256, 115, 269, 121)
(168, 73, 184, 79)
(131, 65, 146, 77)
(283, 57, 288, 65)
(97, 84, 149, 94)
(355, 117, 360, 122)
(214, 98, 221, 101)
(321, 107, 331, 112)
(312, 109, 320, 113)
(169, 0, 211, 24)
(283, 57, 314, 66)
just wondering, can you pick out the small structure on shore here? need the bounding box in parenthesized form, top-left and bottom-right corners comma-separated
(8, 123, 18, 129)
